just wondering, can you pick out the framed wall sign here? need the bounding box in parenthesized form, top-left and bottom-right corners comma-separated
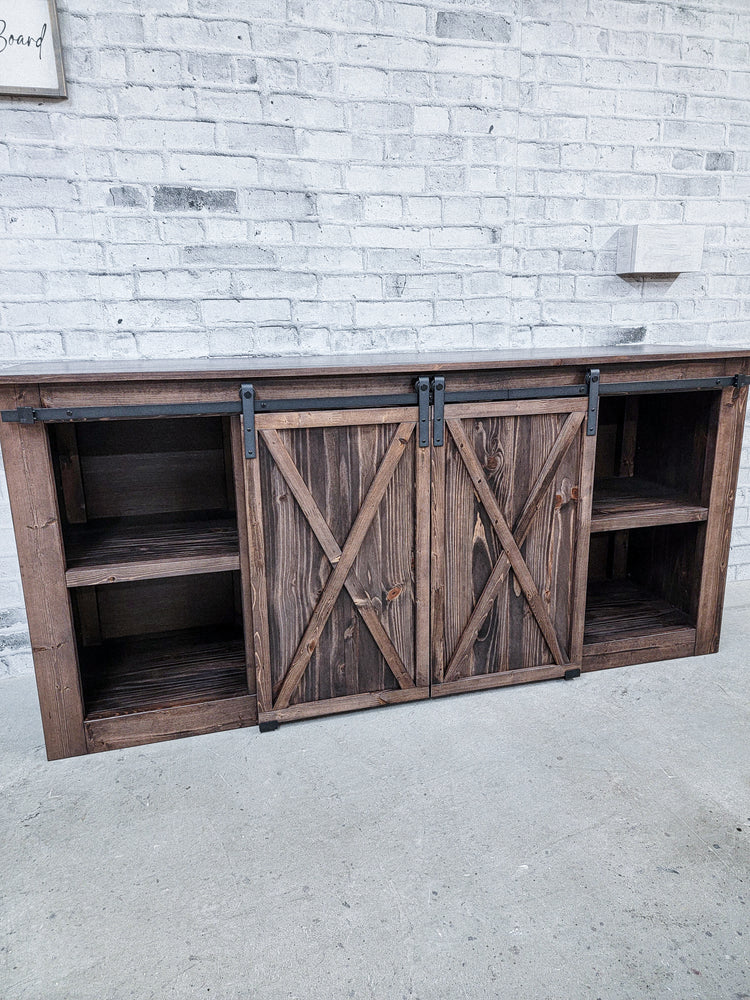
(0, 0, 66, 99)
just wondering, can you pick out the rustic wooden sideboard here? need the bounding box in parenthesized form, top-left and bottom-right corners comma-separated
(1, 346, 748, 760)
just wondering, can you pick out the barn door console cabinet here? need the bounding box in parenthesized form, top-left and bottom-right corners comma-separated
(1, 346, 748, 760)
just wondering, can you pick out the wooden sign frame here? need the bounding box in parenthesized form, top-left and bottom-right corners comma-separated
(0, 0, 67, 99)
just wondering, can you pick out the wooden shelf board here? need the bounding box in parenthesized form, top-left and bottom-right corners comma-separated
(81, 625, 248, 719)
(65, 514, 239, 586)
(590, 476, 708, 533)
(583, 579, 695, 653)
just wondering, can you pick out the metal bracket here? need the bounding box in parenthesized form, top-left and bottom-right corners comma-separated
(259, 720, 280, 733)
(432, 376, 446, 447)
(415, 377, 430, 448)
(564, 668, 581, 680)
(586, 368, 600, 437)
(734, 373, 750, 389)
(240, 383, 256, 459)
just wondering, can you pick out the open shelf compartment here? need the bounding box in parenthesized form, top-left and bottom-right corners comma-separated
(583, 522, 701, 669)
(50, 416, 240, 586)
(73, 571, 250, 721)
(592, 391, 715, 533)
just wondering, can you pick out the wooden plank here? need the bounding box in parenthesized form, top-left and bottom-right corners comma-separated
(273, 421, 415, 709)
(568, 422, 597, 666)
(443, 411, 584, 682)
(66, 553, 240, 587)
(2, 344, 747, 385)
(430, 434, 447, 684)
(259, 427, 416, 692)
(590, 476, 709, 533)
(0, 385, 87, 759)
(259, 686, 429, 725)
(230, 415, 256, 697)
(85, 694, 256, 752)
(447, 418, 568, 667)
(256, 406, 416, 431)
(415, 438, 430, 689)
(432, 663, 568, 698)
(443, 397, 588, 421)
(64, 515, 240, 586)
(582, 638, 696, 672)
(243, 442, 273, 714)
(695, 384, 749, 654)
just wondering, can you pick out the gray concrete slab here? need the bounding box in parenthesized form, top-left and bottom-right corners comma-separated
(1, 583, 749, 1000)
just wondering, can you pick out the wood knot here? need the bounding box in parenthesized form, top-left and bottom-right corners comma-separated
(485, 455, 500, 472)
(386, 585, 403, 602)
(306, 639, 317, 654)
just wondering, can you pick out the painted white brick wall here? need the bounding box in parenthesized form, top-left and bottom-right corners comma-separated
(1, 0, 749, 674)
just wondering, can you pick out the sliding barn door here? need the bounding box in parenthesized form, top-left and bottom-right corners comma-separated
(245, 407, 430, 725)
(432, 398, 595, 695)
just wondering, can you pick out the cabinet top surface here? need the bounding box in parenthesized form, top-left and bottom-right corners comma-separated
(0, 343, 749, 384)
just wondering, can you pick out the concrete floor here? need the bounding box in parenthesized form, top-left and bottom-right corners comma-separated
(1, 585, 749, 1000)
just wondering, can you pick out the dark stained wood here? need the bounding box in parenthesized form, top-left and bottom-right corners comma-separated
(84, 695, 256, 753)
(64, 514, 240, 586)
(0, 385, 87, 760)
(434, 399, 590, 688)
(695, 383, 749, 654)
(272, 419, 415, 710)
(250, 406, 427, 723)
(243, 443, 273, 715)
(2, 343, 748, 384)
(258, 687, 430, 725)
(568, 425, 597, 666)
(2, 348, 747, 759)
(52, 424, 88, 524)
(584, 579, 694, 651)
(87, 572, 239, 642)
(591, 477, 709, 532)
(80, 625, 246, 717)
(259, 427, 415, 693)
(443, 411, 585, 681)
(432, 663, 568, 698)
(582, 637, 696, 672)
(230, 415, 257, 698)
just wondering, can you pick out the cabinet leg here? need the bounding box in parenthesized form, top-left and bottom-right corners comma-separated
(259, 721, 280, 733)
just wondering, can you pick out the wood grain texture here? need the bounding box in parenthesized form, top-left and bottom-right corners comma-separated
(64, 514, 240, 586)
(695, 384, 749, 654)
(273, 420, 415, 709)
(250, 408, 425, 720)
(582, 638, 696, 672)
(590, 477, 709, 532)
(259, 427, 414, 692)
(583, 579, 694, 650)
(243, 442, 273, 714)
(447, 417, 568, 667)
(443, 411, 585, 682)
(80, 625, 247, 717)
(0, 385, 87, 760)
(568, 424, 597, 665)
(230, 415, 257, 698)
(258, 687, 429, 725)
(434, 402, 587, 688)
(85, 694, 256, 753)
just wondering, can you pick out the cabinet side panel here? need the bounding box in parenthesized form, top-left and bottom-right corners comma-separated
(695, 384, 749, 654)
(0, 386, 86, 759)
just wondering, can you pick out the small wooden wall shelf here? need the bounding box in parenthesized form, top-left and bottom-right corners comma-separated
(1, 346, 748, 759)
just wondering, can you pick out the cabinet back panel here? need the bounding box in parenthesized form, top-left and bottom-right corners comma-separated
(68, 418, 230, 519)
(81, 572, 239, 641)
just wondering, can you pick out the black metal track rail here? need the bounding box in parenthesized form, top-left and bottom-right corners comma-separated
(3, 373, 747, 436)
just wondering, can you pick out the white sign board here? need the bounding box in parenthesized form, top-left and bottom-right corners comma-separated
(0, 0, 66, 98)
